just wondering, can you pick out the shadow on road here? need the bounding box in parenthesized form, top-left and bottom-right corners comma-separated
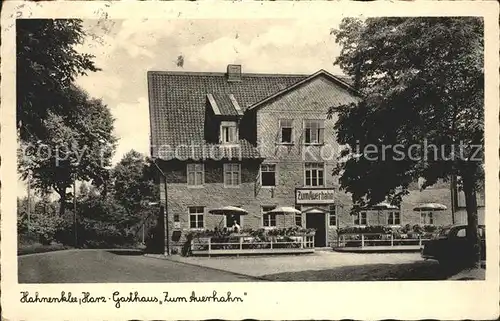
(261, 261, 485, 282)
(106, 249, 145, 256)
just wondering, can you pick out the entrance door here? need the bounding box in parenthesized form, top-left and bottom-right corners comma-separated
(306, 213, 326, 247)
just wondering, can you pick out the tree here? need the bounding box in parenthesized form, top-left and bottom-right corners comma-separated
(18, 86, 116, 216)
(111, 150, 157, 229)
(331, 17, 484, 265)
(17, 19, 99, 142)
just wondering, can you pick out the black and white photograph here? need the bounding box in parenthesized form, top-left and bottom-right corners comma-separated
(2, 1, 499, 320)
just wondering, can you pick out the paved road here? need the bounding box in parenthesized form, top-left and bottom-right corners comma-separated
(18, 249, 257, 283)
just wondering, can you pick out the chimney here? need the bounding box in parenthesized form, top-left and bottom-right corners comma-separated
(226, 64, 242, 82)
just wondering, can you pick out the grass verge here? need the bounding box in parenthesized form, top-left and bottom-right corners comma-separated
(18, 243, 72, 256)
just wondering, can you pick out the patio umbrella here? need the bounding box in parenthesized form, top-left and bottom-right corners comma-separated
(266, 206, 301, 226)
(413, 203, 447, 225)
(209, 206, 248, 230)
(208, 206, 249, 215)
(364, 202, 398, 225)
(413, 203, 447, 211)
(370, 202, 398, 210)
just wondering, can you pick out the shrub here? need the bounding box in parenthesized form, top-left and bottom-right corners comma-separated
(402, 224, 412, 234)
(18, 209, 65, 245)
(423, 225, 438, 233)
(78, 218, 136, 248)
(412, 224, 423, 234)
(338, 225, 389, 235)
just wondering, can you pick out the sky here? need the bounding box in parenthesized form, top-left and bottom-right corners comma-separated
(18, 18, 345, 198)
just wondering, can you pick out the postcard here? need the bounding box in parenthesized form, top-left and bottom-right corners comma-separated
(1, 1, 499, 320)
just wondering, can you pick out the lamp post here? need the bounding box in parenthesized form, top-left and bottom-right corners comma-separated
(450, 174, 456, 225)
(152, 158, 170, 256)
(69, 156, 80, 249)
(27, 169, 31, 235)
(337, 204, 344, 248)
(73, 172, 78, 248)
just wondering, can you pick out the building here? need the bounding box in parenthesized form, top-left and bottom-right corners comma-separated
(147, 65, 484, 252)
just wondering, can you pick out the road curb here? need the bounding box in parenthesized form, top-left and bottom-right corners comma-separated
(17, 248, 75, 257)
(144, 254, 269, 282)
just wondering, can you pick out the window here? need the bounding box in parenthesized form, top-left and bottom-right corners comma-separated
(220, 121, 238, 144)
(189, 207, 204, 229)
(456, 228, 466, 238)
(328, 205, 337, 226)
(279, 119, 293, 144)
(304, 162, 324, 187)
(223, 163, 241, 187)
(261, 164, 276, 187)
(304, 120, 324, 145)
(420, 212, 434, 224)
(187, 163, 204, 186)
(387, 211, 401, 225)
(262, 205, 277, 227)
(354, 211, 367, 225)
(295, 205, 302, 226)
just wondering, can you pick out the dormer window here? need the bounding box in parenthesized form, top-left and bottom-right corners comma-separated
(220, 121, 238, 144)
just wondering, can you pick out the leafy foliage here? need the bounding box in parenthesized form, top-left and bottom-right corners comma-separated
(74, 150, 159, 248)
(331, 17, 483, 205)
(111, 150, 157, 216)
(17, 19, 99, 142)
(17, 151, 158, 249)
(17, 19, 115, 217)
(18, 197, 64, 245)
(18, 87, 116, 216)
(338, 224, 439, 236)
(331, 17, 484, 264)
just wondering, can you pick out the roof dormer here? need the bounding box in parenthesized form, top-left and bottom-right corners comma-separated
(206, 93, 243, 117)
(205, 93, 243, 144)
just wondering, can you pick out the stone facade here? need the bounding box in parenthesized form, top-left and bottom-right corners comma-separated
(158, 159, 470, 249)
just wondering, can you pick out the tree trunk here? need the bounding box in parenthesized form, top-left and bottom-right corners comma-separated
(58, 190, 67, 216)
(462, 172, 480, 268)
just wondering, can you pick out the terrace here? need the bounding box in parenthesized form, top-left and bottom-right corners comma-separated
(333, 224, 440, 252)
(186, 227, 316, 257)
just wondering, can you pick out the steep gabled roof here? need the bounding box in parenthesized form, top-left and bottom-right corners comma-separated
(246, 69, 358, 111)
(147, 69, 355, 160)
(148, 70, 308, 159)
